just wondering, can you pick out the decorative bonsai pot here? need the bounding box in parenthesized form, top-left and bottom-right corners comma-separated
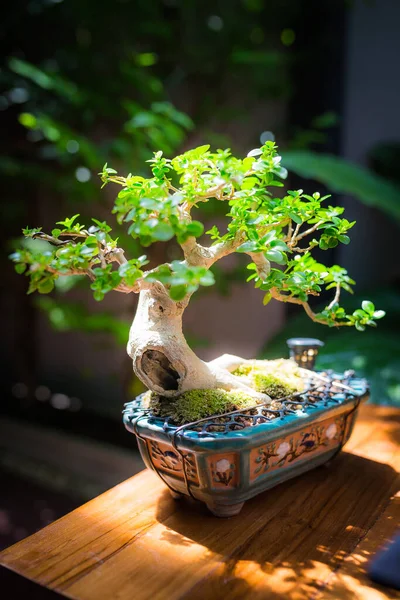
(123, 352, 369, 517)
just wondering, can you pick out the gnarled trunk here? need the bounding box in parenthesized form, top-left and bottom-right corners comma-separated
(127, 283, 268, 399)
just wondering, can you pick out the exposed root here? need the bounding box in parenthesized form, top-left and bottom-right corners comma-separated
(208, 353, 251, 373)
(128, 288, 298, 406)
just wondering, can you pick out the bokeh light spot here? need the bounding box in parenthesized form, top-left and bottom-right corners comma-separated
(351, 355, 366, 369)
(281, 28, 296, 46)
(19, 112, 37, 129)
(8, 88, 29, 104)
(260, 130, 275, 144)
(50, 393, 70, 410)
(66, 139, 79, 154)
(207, 15, 223, 31)
(35, 385, 51, 402)
(136, 53, 158, 67)
(75, 166, 91, 182)
(27, 130, 44, 142)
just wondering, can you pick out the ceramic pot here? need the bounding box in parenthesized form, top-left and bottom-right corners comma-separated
(123, 370, 368, 517)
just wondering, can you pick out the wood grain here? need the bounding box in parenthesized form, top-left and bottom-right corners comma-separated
(1, 405, 399, 600)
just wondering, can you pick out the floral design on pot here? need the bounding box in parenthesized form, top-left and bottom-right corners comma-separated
(252, 415, 344, 479)
(208, 453, 238, 488)
(149, 440, 199, 483)
(326, 423, 338, 440)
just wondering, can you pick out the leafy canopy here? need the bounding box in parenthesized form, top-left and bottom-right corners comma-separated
(11, 141, 384, 329)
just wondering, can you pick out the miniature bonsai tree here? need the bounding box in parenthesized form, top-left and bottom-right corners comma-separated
(11, 142, 385, 403)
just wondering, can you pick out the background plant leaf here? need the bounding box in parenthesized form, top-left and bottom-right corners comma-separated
(282, 150, 400, 223)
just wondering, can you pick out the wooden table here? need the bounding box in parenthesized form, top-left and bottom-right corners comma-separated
(1, 405, 399, 600)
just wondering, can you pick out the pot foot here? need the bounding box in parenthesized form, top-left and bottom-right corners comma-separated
(169, 489, 184, 500)
(206, 502, 244, 517)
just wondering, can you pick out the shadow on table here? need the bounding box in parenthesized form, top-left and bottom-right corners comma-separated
(156, 451, 399, 600)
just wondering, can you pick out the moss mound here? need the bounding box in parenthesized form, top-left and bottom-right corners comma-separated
(144, 388, 257, 425)
(142, 359, 305, 425)
(233, 358, 304, 398)
(252, 373, 297, 397)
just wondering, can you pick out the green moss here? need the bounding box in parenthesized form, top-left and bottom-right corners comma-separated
(252, 373, 298, 398)
(233, 358, 304, 398)
(147, 388, 257, 425)
(232, 364, 253, 376)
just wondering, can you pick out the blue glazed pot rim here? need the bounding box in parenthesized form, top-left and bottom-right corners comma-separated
(123, 370, 369, 443)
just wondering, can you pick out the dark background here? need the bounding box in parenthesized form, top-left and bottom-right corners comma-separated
(0, 0, 399, 550)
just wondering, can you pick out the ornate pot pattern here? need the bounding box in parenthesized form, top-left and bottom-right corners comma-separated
(250, 414, 345, 481)
(124, 372, 368, 517)
(208, 453, 238, 488)
(147, 440, 199, 485)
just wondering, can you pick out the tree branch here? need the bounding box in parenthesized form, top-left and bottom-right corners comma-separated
(289, 223, 301, 248)
(104, 248, 128, 265)
(269, 287, 350, 327)
(248, 252, 270, 280)
(32, 231, 140, 294)
(296, 220, 324, 242)
(45, 265, 96, 280)
(181, 233, 271, 282)
(45, 263, 140, 294)
(181, 230, 245, 269)
(327, 283, 341, 310)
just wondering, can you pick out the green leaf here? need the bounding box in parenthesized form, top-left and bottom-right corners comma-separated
(361, 300, 375, 314)
(38, 279, 55, 294)
(247, 148, 262, 157)
(260, 231, 276, 245)
(199, 271, 215, 286)
(319, 238, 329, 250)
(15, 263, 27, 274)
(22, 226, 42, 237)
(265, 249, 285, 264)
(236, 241, 260, 253)
(263, 293, 272, 306)
(373, 310, 386, 319)
(192, 144, 210, 156)
(275, 166, 288, 179)
(140, 198, 162, 211)
(186, 221, 204, 237)
(241, 176, 259, 190)
(152, 222, 174, 241)
(338, 234, 350, 245)
(288, 212, 302, 224)
(169, 285, 188, 301)
(270, 239, 289, 252)
(56, 214, 80, 228)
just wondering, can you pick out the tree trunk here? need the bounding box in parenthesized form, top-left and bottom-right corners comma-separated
(127, 284, 267, 399)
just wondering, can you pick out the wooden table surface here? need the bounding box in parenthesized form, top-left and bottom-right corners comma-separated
(1, 405, 399, 600)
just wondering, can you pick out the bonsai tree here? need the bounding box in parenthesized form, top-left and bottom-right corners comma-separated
(11, 142, 384, 403)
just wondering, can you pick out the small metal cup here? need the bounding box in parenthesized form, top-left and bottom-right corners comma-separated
(287, 337, 324, 370)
